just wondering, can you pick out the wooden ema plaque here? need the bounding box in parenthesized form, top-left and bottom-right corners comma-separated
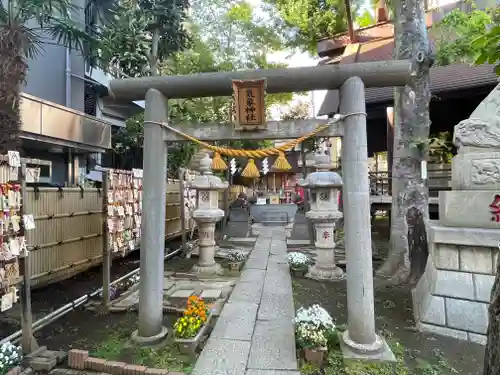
(232, 79, 266, 131)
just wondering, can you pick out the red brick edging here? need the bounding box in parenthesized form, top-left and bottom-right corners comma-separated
(68, 349, 185, 375)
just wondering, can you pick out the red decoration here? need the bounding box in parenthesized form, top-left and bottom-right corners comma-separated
(489, 194, 500, 223)
(323, 231, 330, 240)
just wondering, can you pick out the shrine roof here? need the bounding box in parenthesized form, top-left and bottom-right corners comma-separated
(316, 4, 499, 116)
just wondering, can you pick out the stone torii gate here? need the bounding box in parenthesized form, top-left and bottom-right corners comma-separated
(108, 61, 412, 358)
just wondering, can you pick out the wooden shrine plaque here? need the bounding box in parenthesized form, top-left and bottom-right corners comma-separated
(232, 79, 266, 131)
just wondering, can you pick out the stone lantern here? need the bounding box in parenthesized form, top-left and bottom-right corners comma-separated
(189, 153, 228, 276)
(300, 152, 344, 281)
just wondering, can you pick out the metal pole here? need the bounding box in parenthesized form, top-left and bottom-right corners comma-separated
(132, 89, 168, 344)
(19, 163, 37, 354)
(340, 77, 383, 353)
(108, 60, 413, 101)
(1, 246, 183, 346)
(301, 143, 314, 245)
(219, 169, 231, 242)
(101, 171, 110, 308)
(386, 107, 394, 196)
(179, 168, 187, 252)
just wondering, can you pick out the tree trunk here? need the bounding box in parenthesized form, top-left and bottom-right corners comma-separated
(484, 258, 500, 375)
(0, 28, 26, 153)
(376, 0, 432, 284)
(406, 206, 428, 283)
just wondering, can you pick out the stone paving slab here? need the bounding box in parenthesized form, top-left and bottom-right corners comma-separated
(211, 302, 259, 341)
(192, 228, 298, 375)
(252, 241, 272, 252)
(258, 292, 295, 320)
(269, 254, 288, 264)
(286, 239, 311, 246)
(239, 269, 266, 284)
(246, 371, 301, 375)
(248, 248, 270, 259)
(266, 261, 290, 272)
(111, 290, 139, 308)
(247, 320, 298, 370)
(191, 338, 251, 375)
(171, 289, 195, 298)
(263, 273, 293, 295)
(270, 246, 287, 255)
(226, 222, 250, 238)
(245, 255, 269, 270)
(228, 280, 264, 303)
(200, 289, 222, 299)
(228, 237, 257, 243)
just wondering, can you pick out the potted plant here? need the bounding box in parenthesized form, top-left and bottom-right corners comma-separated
(288, 252, 310, 277)
(0, 342, 22, 374)
(294, 305, 336, 365)
(227, 250, 246, 271)
(174, 296, 212, 354)
(296, 322, 329, 365)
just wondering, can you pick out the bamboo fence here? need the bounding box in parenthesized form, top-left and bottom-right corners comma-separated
(26, 183, 247, 287)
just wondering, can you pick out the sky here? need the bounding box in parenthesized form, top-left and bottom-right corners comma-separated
(268, 50, 328, 118)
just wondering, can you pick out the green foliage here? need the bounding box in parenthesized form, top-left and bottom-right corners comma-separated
(166, 0, 293, 148)
(281, 100, 311, 120)
(408, 132, 454, 163)
(356, 9, 376, 28)
(92, 323, 194, 373)
(0, 0, 99, 152)
(263, 0, 363, 53)
(111, 114, 196, 177)
(0, 0, 97, 60)
(298, 338, 458, 375)
(428, 132, 454, 164)
(111, 0, 292, 171)
(472, 23, 500, 74)
(433, 5, 500, 74)
(98, 0, 190, 77)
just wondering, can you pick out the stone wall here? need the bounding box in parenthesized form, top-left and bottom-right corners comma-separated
(412, 221, 499, 345)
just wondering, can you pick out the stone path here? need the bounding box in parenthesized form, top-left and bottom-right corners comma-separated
(108, 276, 235, 313)
(192, 227, 300, 375)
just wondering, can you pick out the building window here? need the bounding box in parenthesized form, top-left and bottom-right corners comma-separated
(84, 82, 98, 116)
(39, 165, 51, 179)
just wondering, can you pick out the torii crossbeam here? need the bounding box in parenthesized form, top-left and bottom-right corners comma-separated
(108, 60, 412, 358)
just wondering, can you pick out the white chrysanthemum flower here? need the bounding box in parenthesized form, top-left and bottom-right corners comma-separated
(287, 252, 309, 267)
(294, 304, 335, 330)
(0, 342, 22, 368)
(228, 250, 245, 262)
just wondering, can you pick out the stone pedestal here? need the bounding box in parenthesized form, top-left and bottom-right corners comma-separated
(413, 83, 500, 345)
(412, 222, 497, 345)
(306, 220, 344, 280)
(189, 154, 228, 277)
(192, 220, 223, 276)
(300, 152, 344, 281)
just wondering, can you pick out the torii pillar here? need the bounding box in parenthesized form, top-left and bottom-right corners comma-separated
(108, 62, 412, 358)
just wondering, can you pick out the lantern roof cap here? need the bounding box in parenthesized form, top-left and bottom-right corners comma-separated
(299, 171, 343, 188)
(190, 153, 228, 190)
